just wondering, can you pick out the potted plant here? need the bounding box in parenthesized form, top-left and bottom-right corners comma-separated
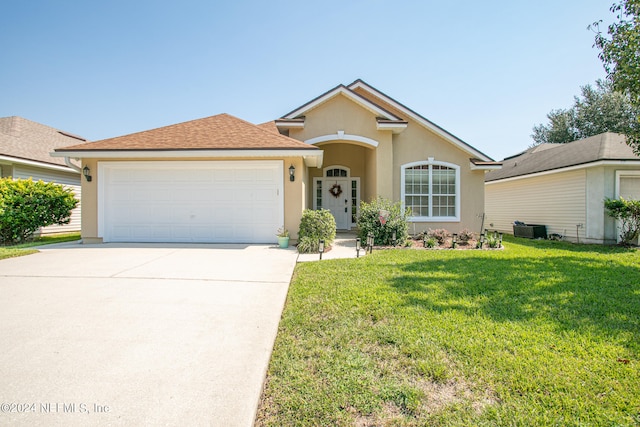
(276, 226, 290, 248)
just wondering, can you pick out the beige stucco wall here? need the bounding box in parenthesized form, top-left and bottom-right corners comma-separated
(79, 157, 307, 243)
(288, 94, 393, 204)
(288, 91, 487, 234)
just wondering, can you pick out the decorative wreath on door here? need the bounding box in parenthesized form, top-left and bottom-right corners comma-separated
(329, 184, 343, 198)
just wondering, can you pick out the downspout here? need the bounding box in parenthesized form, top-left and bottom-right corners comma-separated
(64, 157, 82, 173)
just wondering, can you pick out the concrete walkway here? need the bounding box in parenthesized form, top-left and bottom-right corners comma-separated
(0, 242, 298, 427)
(296, 232, 365, 262)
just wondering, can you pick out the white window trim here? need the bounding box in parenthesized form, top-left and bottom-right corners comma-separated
(615, 170, 640, 198)
(401, 158, 460, 222)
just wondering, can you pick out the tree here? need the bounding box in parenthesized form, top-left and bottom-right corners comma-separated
(0, 178, 79, 244)
(531, 80, 639, 145)
(592, 0, 640, 152)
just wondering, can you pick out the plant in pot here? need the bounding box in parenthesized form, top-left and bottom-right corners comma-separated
(276, 226, 290, 248)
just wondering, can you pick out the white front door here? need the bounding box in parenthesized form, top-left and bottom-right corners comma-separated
(324, 179, 351, 230)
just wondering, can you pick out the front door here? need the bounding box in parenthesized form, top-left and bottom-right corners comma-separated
(324, 179, 351, 230)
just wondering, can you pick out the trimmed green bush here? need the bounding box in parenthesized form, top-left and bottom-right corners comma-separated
(357, 197, 410, 246)
(605, 197, 640, 245)
(0, 178, 79, 244)
(297, 209, 336, 253)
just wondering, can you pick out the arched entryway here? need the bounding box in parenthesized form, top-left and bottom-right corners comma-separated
(313, 165, 360, 230)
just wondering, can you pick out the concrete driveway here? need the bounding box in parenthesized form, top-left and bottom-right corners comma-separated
(0, 242, 298, 427)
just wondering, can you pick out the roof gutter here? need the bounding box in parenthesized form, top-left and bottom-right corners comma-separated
(0, 154, 80, 174)
(63, 156, 81, 173)
(51, 149, 324, 168)
(485, 159, 640, 184)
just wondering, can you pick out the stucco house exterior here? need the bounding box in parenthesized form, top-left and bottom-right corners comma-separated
(485, 132, 640, 244)
(53, 80, 500, 244)
(1, 116, 82, 234)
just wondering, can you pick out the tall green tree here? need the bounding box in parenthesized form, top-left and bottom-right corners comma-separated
(592, 0, 640, 152)
(531, 80, 639, 145)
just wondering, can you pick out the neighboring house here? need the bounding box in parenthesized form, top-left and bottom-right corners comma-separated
(485, 132, 640, 244)
(52, 80, 500, 244)
(0, 116, 83, 235)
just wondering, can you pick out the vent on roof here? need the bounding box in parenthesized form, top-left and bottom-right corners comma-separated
(58, 131, 86, 141)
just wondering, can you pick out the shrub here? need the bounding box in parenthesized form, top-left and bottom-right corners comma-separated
(604, 197, 640, 245)
(297, 209, 336, 253)
(458, 228, 474, 244)
(485, 234, 501, 248)
(0, 178, 79, 244)
(357, 197, 411, 246)
(424, 237, 438, 248)
(427, 228, 450, 245)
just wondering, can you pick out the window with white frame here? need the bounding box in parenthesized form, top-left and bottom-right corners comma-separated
(401, 159, 460, 221)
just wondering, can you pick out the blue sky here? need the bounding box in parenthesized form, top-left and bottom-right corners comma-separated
(1, 0, 615, 160)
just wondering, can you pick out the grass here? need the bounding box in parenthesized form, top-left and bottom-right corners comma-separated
(256, 236, 640, 426)
(0, 232, 81, 260)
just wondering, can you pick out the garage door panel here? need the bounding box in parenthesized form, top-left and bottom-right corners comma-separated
(620, 177, 640, 199)
(101, 161, 283, 243)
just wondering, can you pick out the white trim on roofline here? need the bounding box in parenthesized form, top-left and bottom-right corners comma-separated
(485, 159, 640, 185)
(376, 121, 407, 133)
(348, 80, 493, 162)
(470, 161, 502, 171)
(51, 149, 324, 159)
(283, 86, 402, 121)
(0, 154, 79, 174)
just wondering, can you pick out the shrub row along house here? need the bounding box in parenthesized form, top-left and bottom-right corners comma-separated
(0, 116, 83, 235)
(52, 80, 501, 244)
(485, 132, 640, 244)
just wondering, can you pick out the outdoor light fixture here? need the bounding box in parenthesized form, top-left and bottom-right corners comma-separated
(318, 239, 325, 260)
(499, 233, 503, 248)
(367, 232, 374, 254)
(391, 231, 397, 247)
(82, 166, 92, 182)
(355, 237, 361, 258)
(289, 165, 295, 182)
(479, 233, 485, 249)
(423, 234, 427, 248)
(452, 233, 458, 249)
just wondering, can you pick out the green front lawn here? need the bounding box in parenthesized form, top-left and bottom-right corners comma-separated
(0, 232, 81, 260)
(257, 237, 640, 426)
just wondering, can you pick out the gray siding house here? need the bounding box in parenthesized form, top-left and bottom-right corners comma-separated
(0, 116, 83, 234)
(485, 133, 640, 244)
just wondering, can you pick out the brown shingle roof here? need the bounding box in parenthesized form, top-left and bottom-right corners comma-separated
(0, 116, 86, 167)
(257, 120, 280, 134)
(56, 114, 317, 152)
(485, 133, 640, 182)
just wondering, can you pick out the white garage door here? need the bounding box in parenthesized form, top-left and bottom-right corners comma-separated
(620, 176, 640, 200)
(99, 161, 283, 243)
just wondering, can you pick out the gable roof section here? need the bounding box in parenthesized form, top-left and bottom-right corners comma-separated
(257, 120, 280, 134)
(282, 84, 404, 121)
(347, 79, 495, 162)
(0, 116, 85, 168)
(55, 113, 319, 153)
(485, 133, 640, 182)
